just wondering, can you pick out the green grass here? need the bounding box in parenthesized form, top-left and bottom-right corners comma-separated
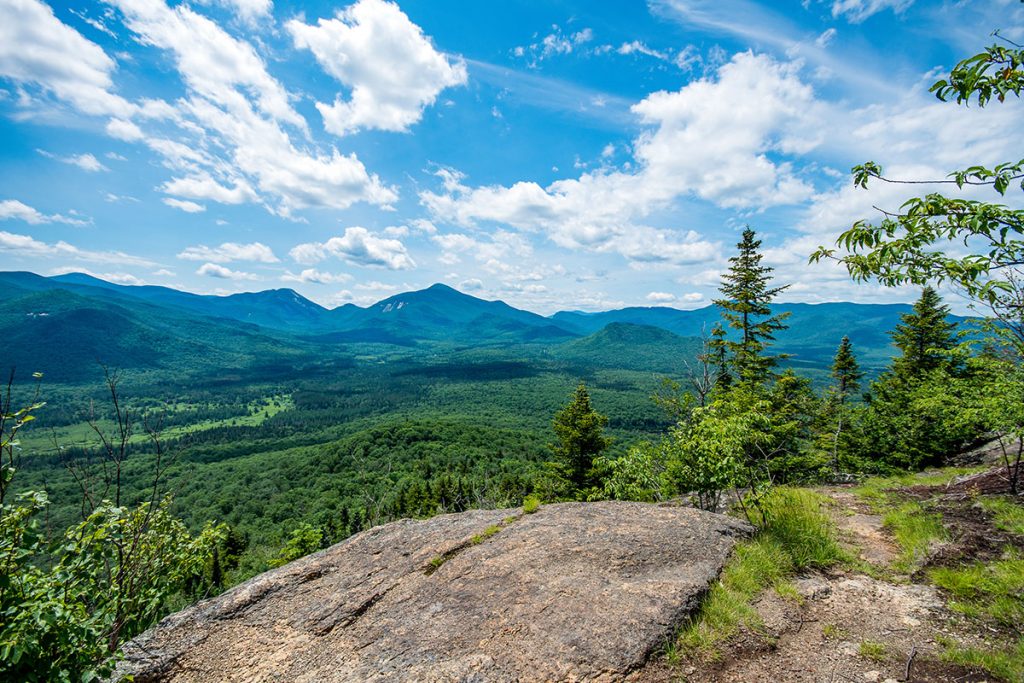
(859, 640, 888, 662)
(470, 524, 502, 546)
(977, 496, 1024, 535)
(941, 636, 1024, 683)
(930, 552, 1024, 628)
(882, 502, 948, 573)
(821, 623, 846, 640)
(669, 488, 845, 662)
(522, 494, 541, 514)
(853, 467, 984, 509)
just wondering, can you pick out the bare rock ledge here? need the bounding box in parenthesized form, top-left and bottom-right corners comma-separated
(114, 501, 751, 682)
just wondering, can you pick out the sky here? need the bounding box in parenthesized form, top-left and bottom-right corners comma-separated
(0, 0, 1022, 314)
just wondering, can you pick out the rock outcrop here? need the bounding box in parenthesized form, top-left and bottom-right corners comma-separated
(114, 501, 750, 682)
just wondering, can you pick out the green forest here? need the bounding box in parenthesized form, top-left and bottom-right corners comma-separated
(1, 25, 1023, 683)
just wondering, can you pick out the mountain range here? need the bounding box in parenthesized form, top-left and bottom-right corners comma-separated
(0, 271, 960, 382)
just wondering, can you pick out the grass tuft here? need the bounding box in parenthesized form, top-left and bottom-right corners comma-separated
(470, 524, 502, 546)
(858, 640, 888, 662)
(977, 496, 1024, 535)
(882, 502, 947, 573)
(941, 636, 1024, 683)
(522, 494, 541, 514)
(670, 487, 844, 662)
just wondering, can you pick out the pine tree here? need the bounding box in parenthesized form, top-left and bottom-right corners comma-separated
(551, 382, 611, 493)
(891, 287, 957, 379)
(831, 336, 863, 403)
(714, 227, 790, 384)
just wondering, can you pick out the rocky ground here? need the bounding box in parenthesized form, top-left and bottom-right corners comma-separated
(111, 457, 1021, 682)
(112, 501, 751, 682)
(647, 464, 1022, 683)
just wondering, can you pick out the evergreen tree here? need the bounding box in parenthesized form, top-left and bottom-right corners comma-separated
(551, 382, 611, 493)
(831, 336, 864, 403)
(708, 323, 732, 390)
(825, 336, 864, 473)
(891, 287, 958, 379)
(714, 227, 791, 384)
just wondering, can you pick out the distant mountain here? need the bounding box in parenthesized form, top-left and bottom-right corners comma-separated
(337, 284, 578, 344)
(552, 302, 971, 371)
(0, 271, 976, 380)
(0, 285, 309, 382)
(49, 272, 330, 331)
(550, 323, 703, 373)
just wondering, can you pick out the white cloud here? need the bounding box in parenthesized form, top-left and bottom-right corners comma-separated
(631, 51, 821, 209)
(514, 24, 595, 66)
(281, 268, 352, 285)
(830, 0, 913, 23)
(162, 197, 205, 213)
(37, 149, 108, 172)
(421, 52, 818, 264)
(646, 291, 676, 303)
(0, 230, 153, 266)
(815, 28, 837, 48)
(617, 41, 668, 60)
(0, 0, 134, 117)
(287, 0, 467, 135)
(196, 262, 257, 280)
(355, 280, 398, 292)
(106, 0, 397, 217)
(290, 227, 415, 270)
(178, 241, 278, 263)
(459, 277, 483, 291)
(0, 199, 89, 225)
(106, 118, 145, 141)
(161, 175, 257, 205)
(200, 0, 272, 24)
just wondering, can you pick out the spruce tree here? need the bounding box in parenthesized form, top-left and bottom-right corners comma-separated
(708, 323, 732, 390)
(831, 336, 863, 403)
(714, 227, 790, 384)
(551, 382, 610, 493)
(891, 287, 957, 379)
(826, 335, 863, 473)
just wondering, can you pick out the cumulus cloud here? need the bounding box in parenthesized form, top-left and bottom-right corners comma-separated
(0, 0, 134, 117)
(178, 241, 278, 263)
(287, 0, 467, 135)
(281, 268, 352, 284)
(161, 175, 258, 205)
(103, 0, 397, 217)
(420, 52, 820, 265)
(646, 291, 676, 303)
(106, 118, 145, 141)
(162, 197, 205, 213)
(290, 227, 415, 270)
(0, 230, 153, 266)
(196, 262, 258, 280)
(0, 199, 89, 225)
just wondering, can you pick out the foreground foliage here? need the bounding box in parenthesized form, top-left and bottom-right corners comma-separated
(669, 488, 844, 661)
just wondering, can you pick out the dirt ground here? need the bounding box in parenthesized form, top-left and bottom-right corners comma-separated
(639, 466, 1022, 683)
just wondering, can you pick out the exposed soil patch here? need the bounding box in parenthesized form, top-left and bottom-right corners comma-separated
(643, 480, 1011, 683)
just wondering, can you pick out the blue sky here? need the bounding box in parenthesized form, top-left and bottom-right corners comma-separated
(0, 0, 1021, 313)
